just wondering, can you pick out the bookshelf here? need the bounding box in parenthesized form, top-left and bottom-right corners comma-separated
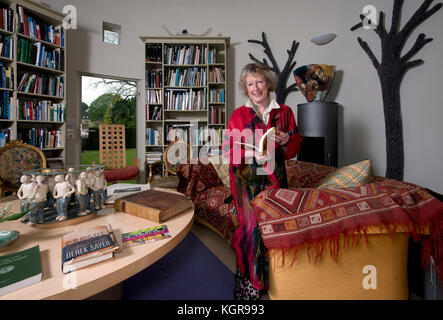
(141, 36, 229, 176)
(0, 0, 66, 167)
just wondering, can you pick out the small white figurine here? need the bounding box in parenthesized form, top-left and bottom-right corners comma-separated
(65, 168, 77, 203)
(85, 167, 95, 211)
(90, 168, 107, 210)
(75, 171, 90, 216)
(53, 174, 75, 221)
(28, 175, 48, 224)
(46, 174, 57, 208)
(17, 175, 34, 213)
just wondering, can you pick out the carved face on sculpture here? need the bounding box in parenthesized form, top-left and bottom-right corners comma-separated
(55, 174, 64, 183)
(293, 64, 336, 102)
(20, 175, 31, 184)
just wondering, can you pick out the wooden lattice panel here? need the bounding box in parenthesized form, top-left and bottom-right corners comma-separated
(99, 124, 126, 169)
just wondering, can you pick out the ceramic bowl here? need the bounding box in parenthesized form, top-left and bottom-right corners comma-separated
(0, 230, 20, 248)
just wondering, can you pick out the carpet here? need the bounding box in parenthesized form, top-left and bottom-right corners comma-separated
(122, 231, 235, 300)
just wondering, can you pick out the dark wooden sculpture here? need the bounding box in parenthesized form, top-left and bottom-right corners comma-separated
(351, 0, 442, 181)
(248, 32, 299, 104)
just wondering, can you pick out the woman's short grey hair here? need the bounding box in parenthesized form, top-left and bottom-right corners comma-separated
(238, 62, 278, 97)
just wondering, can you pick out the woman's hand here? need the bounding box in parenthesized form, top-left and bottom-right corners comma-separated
(274, 131, 289, 146)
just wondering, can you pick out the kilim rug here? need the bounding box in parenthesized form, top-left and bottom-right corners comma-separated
(122, 231, 235, 300)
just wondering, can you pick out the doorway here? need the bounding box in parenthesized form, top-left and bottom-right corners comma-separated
(80, 75, 137, 168)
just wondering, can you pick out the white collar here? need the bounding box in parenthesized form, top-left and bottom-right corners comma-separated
(245, 98, 280, 115)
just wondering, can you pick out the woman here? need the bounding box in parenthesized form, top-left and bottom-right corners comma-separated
(222, 62, 302, 300)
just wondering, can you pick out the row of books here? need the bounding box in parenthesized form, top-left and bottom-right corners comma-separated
(0, 34, 13, 58)
(208, 48, 218, 64)
(189, 126, 223, 146)
(146, 89, 162, 104)
(165, 123, 191, 143)
(209, 105, 224, 125)
(209, 67, 224, 83)
(145, 69, 162, 88)
(0, 7, 13, 32)
(17, 73, 64, 97)
(0, 62, 13, 89)
(0, 90, 11, 119)
(146, 127, 162, 146)
(164, 44, 207, 65)
(18, 38, 64, 70)
(209, 88, 225, 103)
(146, 104, 162, 121)
(164, 67, 207, 87)
(145, 43, 162, 62)
(165, 88, 206, 111)
(0, 127, 11, 147)
(17, 6, 64, 46)
(17, 128, 62, 149)
(17, 100, 65, 122)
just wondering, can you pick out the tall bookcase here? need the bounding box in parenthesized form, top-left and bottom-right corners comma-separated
(141, 36, 229, 176)
(0, 0, 66, 166)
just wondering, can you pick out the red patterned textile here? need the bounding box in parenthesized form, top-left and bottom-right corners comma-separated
(194, 184, 237, 241)
(251, 177, 443, 283)
(177, 160, 224, 199)
(177, 161, 236, 242)
(104, 165, 140, 182)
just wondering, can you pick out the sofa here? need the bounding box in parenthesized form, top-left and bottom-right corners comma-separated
(176, 158, 443, 300)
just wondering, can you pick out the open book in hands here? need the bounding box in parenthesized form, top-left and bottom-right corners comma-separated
(234, 127, 279, 155)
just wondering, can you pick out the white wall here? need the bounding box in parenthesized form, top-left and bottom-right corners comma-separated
(44, 0, 443, 193)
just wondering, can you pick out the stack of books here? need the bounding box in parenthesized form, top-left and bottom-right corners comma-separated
(61, 225, 120, 274)
(146, 151, 162, 164)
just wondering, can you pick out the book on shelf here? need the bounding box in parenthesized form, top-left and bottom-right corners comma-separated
(0, 34, 13, 59)
(165, 67, 206, 87)
(234, 127, 278, 154)
(146, 89, 162, 104)
(0, 62, 13, 89)
(145, 69, 162, 88)
(122, 225, 171, 248)
(17, 72, 64, 97)
(164, 44, 207, 65)
(0, 7, 14, 32)
(61, 224, 120, 274)
(114, 189, 194, 223)
(18, 99, 65, 121)
(0, 127, 11, 147)
(145, 43, 162, 62)
(146, 127, 162, 146)
(209, 66, 224, 83)
(146, 105, 162, 121)
(17, 5, 64, 46)
(17, 128, 62, 149)
(0, 90, 11, 119)
(165, 88, 206, 111)
(17, 38, 64, 70)
(209, 88, 225, 103)
(0, 245, 42, 297)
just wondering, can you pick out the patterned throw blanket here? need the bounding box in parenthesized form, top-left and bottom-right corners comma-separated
(251, 177, 443, 283)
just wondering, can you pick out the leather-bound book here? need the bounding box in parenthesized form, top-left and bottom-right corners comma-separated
(114, 189, 194, 223)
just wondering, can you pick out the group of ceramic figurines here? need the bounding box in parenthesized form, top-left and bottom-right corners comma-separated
(17, 166, 107, 224)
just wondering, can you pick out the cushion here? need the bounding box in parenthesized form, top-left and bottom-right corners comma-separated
(285, 160, 337, 189)
(318, 159, 375, 189)
(208, 155, 230, 187)
(0, 146, 45, 188)
(104, 165, 140, 182)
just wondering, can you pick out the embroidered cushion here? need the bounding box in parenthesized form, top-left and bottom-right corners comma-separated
(208, 155, 230, 187)
(318, 159, 375, 189)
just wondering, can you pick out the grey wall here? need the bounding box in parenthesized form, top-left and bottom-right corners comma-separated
(43, 0, 443, 193)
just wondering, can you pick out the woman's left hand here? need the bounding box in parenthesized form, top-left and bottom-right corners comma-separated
(275, 132, 290, 146)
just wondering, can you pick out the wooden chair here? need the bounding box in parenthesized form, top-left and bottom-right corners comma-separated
(0, 140, 47, 197)
(149, 139, 191, 189)
(99, 124, 140, 183)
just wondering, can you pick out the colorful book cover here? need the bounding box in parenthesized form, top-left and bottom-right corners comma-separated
(121, 225, 171, 248)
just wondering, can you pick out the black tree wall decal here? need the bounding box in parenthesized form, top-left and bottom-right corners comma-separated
(248, 32, 299, 104)
(351, 0, 442, 181)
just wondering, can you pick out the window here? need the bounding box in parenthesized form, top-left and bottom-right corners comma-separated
(103, 21, 121, 45)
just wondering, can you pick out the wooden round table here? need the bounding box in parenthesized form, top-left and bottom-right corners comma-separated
(0, 194, 194, 300)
